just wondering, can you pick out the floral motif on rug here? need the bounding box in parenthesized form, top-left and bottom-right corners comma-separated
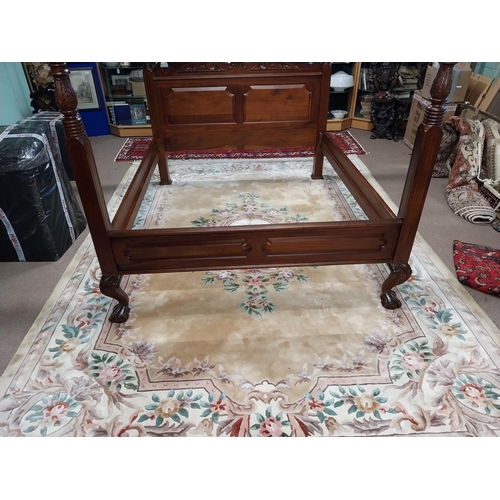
(190, 190, 315, 317)
(113, 131, 366, 162)
(1, 157, 500, 437)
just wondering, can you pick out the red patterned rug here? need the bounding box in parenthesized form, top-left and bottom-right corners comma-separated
(114, 131, 366, 162)
(453, 240, 500, 297)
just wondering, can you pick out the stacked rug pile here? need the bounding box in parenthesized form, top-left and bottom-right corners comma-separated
(433, 117, 500, 227)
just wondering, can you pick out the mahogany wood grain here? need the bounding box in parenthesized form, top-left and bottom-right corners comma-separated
(321, 132, 396, 220)
(109, 220, 401, 274)
(50, 62, 117, 276)
(111, 140, 159, 230)
(394, 62, 455, 264)
(49, 62, 454, 323)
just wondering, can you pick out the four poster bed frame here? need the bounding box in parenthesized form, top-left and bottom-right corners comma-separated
(49, 62, 455, 323)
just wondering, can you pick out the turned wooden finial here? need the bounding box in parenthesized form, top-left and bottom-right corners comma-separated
(423, 62, 456, 127)
(49, 62, 87, 138)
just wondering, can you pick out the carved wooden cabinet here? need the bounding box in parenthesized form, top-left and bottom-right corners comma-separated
(327, 62, 362, 131)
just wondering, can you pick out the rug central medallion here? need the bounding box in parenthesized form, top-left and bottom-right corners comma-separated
(96, 159, 420, 404)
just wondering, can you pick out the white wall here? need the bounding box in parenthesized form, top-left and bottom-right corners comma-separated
(0, 62, 32, 126)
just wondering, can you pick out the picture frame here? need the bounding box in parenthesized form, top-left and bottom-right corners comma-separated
(68, 67, 101, 110)
(22, 62, 58, 112)
(111, 74, 131, 90)
(22, 62, 54, 93)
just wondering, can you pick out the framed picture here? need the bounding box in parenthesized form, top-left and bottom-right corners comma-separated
(22, 62, 58, 112)
(22, 62, 54, 92)
(111, 74, 131, 90)
(68, 67, 101, 110)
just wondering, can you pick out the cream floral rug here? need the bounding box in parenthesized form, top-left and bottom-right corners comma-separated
(2, 156, 500, 437)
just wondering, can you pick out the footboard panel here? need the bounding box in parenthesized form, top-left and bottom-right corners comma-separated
(110, 220, 401, 274)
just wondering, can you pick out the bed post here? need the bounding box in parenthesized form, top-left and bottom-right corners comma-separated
(312, 62, 332, 180)
(49, 63, 130, 323)
(143, 63, 171, 185)
(380, 62, 455, 309)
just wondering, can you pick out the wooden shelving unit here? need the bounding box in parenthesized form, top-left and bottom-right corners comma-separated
(327, 62, 423, 132)
(108, 124, 151, 137)
(326, 62, 372, 131)
(98, 63, 152, 138)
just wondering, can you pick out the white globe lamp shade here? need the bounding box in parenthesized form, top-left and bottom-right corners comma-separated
(330, 71, 354, 92)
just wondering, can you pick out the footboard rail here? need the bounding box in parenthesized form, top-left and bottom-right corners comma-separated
(108, 219, 402, 274)
(111, 140, 160, 230)
(321, 132, 396, 220)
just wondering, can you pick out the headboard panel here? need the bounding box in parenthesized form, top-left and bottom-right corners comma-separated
(144, 62, 331, 151)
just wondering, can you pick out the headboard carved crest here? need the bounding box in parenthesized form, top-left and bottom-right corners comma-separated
(177, 63, 235, 73)
(244, 63, 300, 71)
(160, 62, 304, 75)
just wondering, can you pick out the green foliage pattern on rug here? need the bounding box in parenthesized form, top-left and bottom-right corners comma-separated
(1, 157, 500, 437)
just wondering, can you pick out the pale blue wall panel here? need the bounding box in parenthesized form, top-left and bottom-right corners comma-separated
(474, 62, 500, 81)
(0, 62, 32, 126)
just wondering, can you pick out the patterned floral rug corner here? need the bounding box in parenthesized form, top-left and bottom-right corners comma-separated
(113, 131, 366, 162)
(1, 156, 500, 437)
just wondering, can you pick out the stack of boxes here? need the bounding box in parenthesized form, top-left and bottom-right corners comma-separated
(403, 62, 473, 149)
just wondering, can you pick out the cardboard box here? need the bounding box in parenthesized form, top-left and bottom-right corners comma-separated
(403, 90, 457, 149)
(131, 80, 146, 96)
(485, 79, 500, 118)
(420, 62, 472, 103)
(464, 73, 494, 107)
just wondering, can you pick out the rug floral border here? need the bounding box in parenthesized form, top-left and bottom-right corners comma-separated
(2, 158, 500, 437)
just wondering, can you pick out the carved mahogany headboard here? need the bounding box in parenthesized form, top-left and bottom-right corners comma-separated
(143, 62, 332, 152)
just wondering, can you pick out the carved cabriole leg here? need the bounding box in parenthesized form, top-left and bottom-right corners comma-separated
(380, 263, 412, 309)
(100, 275, 130, 323)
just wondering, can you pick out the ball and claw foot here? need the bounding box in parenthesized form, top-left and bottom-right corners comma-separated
(109, 303, 130, 323)
(100, 275, 130, 324)
(380, 263, 411, 310)
(380, 290, 403, 309)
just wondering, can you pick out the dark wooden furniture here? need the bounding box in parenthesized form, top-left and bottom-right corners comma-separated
(49, 62, 455, 323)
(392, 97, 412, 142)
(369, 62, 401, 141)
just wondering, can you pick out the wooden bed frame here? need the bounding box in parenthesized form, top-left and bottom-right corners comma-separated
(49, 62, 455, 323)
